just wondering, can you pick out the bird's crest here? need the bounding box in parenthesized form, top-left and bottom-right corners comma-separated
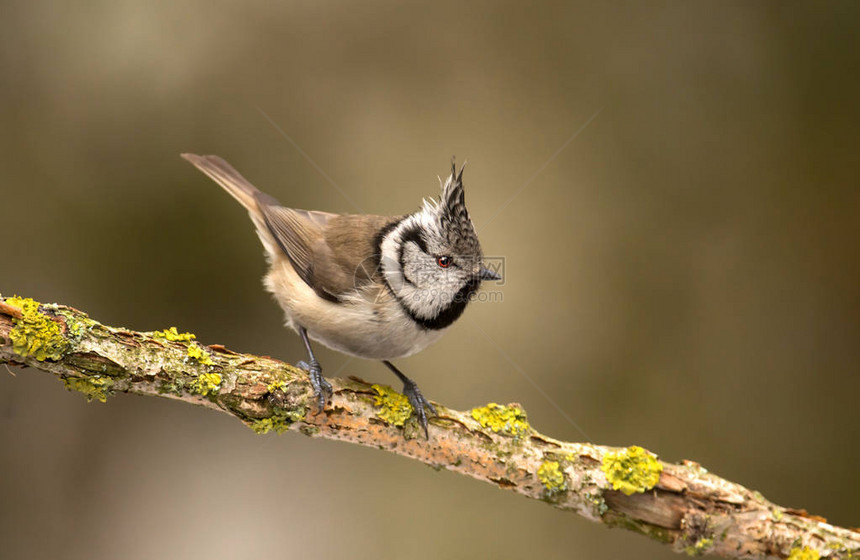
(436, 160, 480, 257)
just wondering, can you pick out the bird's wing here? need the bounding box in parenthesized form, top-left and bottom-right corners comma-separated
(258, 205, 337, 299)
(259, 204, 399, 301)
(319, 213, 402, 294)
(181, 153, 400, 301)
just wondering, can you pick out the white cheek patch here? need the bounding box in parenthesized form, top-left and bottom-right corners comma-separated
(380, 229, 406, 293)
(379, 207, 473, 322)
(380, 212, 438, 294)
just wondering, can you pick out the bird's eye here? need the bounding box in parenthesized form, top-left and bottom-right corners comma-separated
(436, 256, 451, 268)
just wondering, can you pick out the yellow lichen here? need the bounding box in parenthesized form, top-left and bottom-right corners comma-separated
(470, 403, 530, 438)
(601, 445, 663, 495)
(372, 384, 412, 427)
(152, 326, 196, 342)
(788, 546, 820, 560)
(187, 343, 214, 365)
(151, 327, 211, 364)
(267, 379, 289, 393)
(191, 372, 222, 396)
(63, 375, 113, 403)
(6, 296, 69, 361)
(537, 460, 567, 494)
(684, 537, 714, 556)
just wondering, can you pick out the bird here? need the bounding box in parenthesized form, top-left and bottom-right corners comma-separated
(181, 154, 501, 437)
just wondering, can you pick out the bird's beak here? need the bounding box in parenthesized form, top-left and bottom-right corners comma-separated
(479, 266, 502, 282)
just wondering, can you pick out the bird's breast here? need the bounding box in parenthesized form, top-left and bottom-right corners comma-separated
(264, 259, 447, 360)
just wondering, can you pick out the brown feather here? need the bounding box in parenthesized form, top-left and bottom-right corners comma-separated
(183, 153, 401, 302)
(321, 214, 401, 291)
(181, 154, 265, 211)
(259, 204, 398, 301)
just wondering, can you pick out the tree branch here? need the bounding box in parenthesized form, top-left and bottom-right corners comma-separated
(1, 295, 856, 559)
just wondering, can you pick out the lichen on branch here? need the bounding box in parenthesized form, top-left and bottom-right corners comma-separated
(1, 295, 857, 560)
(5, 296, 70, 361)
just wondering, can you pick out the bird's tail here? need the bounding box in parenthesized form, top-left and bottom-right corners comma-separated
(181, 153, 267, 213)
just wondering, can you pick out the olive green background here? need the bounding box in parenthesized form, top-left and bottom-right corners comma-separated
(1, 2, 858, 559)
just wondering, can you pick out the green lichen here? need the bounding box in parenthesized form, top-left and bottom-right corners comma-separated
(470, 403, 530, 438)
(186, 343, 214, 365)
(63, 375, 113, 403)
(372, 384, 412, 427)
(6, 296, 70, 361)
(250, 417, 283, 434)
(684, 537, 714, 556)
(249, 407, 307, 435)
(152, 326, 196, 342)
(537, 460, 567, 495)
(601, 445, 663, 495)
(825, 543, 858, 560)
(592, 493, 609, 515)
(788, 547, 820, 560)
(58, 308, 95, 338)
(190, 372, 222, 396)
(299, 425, 320, 437)
(158, 377, 186, 395)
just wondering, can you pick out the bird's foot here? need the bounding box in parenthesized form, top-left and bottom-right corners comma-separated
(297, 359, 332, 412)
(401, 378, 438, 439)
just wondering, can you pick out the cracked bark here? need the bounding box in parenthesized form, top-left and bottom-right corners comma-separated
(1, 296, 857, 559)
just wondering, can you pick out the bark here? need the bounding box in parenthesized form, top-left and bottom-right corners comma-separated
(1, 296, 857, 559)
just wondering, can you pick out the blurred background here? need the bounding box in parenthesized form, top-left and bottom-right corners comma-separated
(1, 2, 858, 558)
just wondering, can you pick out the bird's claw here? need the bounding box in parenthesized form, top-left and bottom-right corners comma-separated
(297, 359, 332, 413)
(401, 379, 437, 439)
